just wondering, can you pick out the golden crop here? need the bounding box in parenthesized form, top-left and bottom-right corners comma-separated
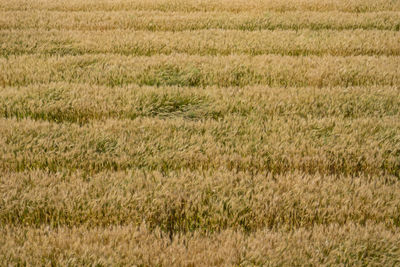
(1, 54, 399, 88)
(0, 0, 399, 265)
(1, 11, 400, 31)
(2, 29, 400, 56)
(2, 0, 400, 12)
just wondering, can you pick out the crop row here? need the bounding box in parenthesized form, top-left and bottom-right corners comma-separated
(1, 116, 399, 176)
(1, 54, 399, 88)
(1, 169, 400, 230)
(2, 223, 399, 265)
(1, 29, 399, 56)
(1, 11, 399, 31)
(2, 0, 400, 12)
(1, 83, 399, 123)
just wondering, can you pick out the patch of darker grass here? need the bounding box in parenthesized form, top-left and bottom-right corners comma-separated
(139, 65, 202, 87)
(134, 91, 222, 120)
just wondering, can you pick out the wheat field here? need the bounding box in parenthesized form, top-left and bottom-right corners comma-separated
(0, 0, 400, 266)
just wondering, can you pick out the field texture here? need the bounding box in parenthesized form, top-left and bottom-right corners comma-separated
(1, 0, 400, 265)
